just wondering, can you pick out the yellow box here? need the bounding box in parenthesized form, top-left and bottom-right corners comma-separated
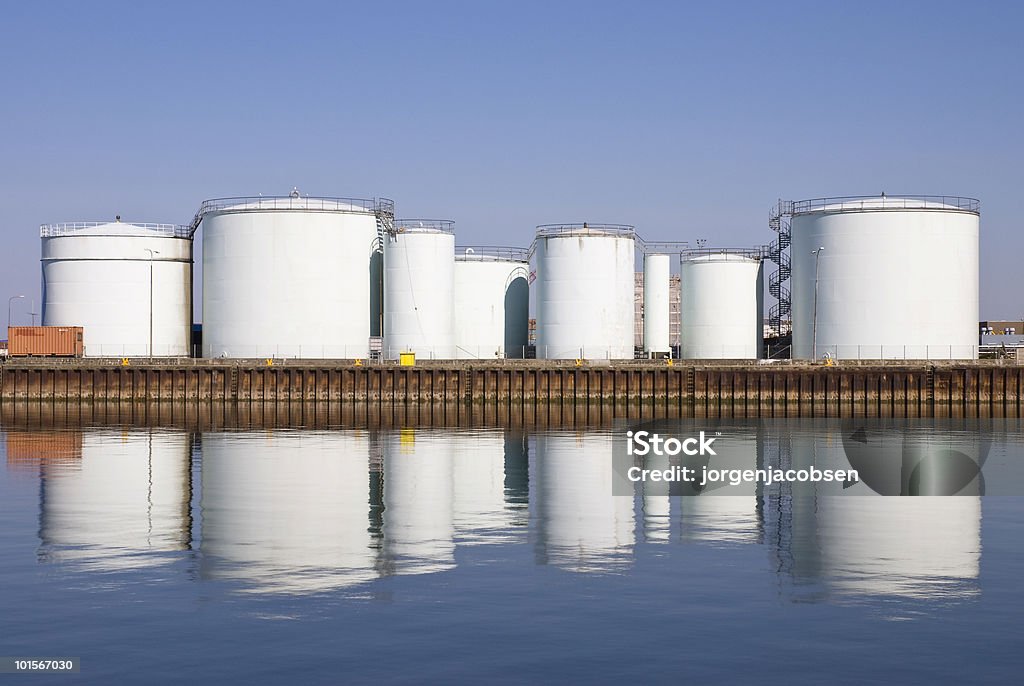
(399, 351, 416, 367)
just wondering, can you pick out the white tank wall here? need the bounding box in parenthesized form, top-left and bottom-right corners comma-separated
(453, 255, 529, 359)
(383, 231, 456, 359)
(680, 255, 764, 359)
(41, 226, 191, 357)
(202, 202, 380, 359)
(535, 234, 636, 359)
(451, 431, 515, 543)
(534, 433, 634, 572)
(382, 430, 455, 574)
(791, 205, 979, 360)
(40, 430, 191, 569)
(200, 431, 377, 593)
(643, 254, 671, 355)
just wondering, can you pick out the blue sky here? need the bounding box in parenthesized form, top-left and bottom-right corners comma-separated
(2, 1, 1021, 322)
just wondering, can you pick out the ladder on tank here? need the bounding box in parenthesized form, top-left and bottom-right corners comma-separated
(767, 200, 794, 337)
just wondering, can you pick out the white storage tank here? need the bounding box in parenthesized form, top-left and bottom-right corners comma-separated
(453, 247, 529, 359)
(789, 195, 980, 360)
(383, 220, 456, 360)
(642, 254, 671, 357)
(200, 430, 378, 593)
(534, 224, 636, 359)
(200, 193, 390, 359)
(40, 430, 191, 570)
(41, 222, 192, 357)
(680, 250, 764, 359)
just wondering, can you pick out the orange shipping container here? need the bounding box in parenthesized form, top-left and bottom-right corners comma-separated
(7, 326, 84, 357)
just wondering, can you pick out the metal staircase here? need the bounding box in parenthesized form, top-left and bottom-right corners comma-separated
(767, 200, 794, 336)
(375, 198, 395, 244)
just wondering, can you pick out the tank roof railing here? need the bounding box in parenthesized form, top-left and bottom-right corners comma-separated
(790, 195, 980, 215)
(535, 223, 635, 238)
(189, 195, 392, 236)
(394, 219, 455, 234)
(636, 238, 689, 255)
(679, 246, 768, 261)
(40, 222, 191, 238)
(455, 246, 530, 262)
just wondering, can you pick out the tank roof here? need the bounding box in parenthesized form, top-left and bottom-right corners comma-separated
(680, 248, 764, 263)
(790, 195, 979, 215)
(535, 223, 635, 238)
(455, 246, 529, 262)
(40, 222, 190, 239)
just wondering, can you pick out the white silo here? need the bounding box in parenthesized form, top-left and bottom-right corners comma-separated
(534, 432, 635, 573)
(642, 254, 671, 357)
(534, 224, 636, 359)
(382, 430, 455, 574)
(789, 195, 980, 360)
(200, 430, 378, 593)
(200, 193, 389, 359)
(453, 248, 530, 359)
(40, 430, 191, 569)
(41, 222, 192, 356)
(680, 250, 764, 359)
(383, 220, 456, 360)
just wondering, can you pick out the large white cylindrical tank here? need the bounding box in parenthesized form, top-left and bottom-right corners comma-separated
(535, 433, 634, 572)
(201, 194, 386, 359)
(643, 254, 671, 356)
(453, 248, 530, 359)
(40, 430, 191, 569)
(790, 196, 980, 360)
(383, 221, 456, 360)
(41, 223, 192, 357)
(680, 252, 764, 359)
(534, 225, 636, 360)
(382, 430, 455, 574)
(200, 430, 378, 593)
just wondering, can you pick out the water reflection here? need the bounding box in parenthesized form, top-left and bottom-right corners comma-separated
(37, 429, 191, 569)
(5, 415, 1009, 606)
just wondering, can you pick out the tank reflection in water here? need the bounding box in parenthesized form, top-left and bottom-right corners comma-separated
(200, 431, 379, 593)
(534, 433, 635, 573)
(38, 429, 191, 570)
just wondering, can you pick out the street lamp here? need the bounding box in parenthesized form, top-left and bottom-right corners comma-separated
(144, 249, 160, 358)
(7, 294, 25, 331)
(811, 247, 825, 360)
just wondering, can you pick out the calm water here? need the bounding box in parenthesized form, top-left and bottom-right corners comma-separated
(1, 414, 1023, 684)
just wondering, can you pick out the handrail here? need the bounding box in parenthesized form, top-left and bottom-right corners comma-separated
(680, 246, 767, 260)
(535, 223, 635, 238)
(189, 195, 393, 236)
(394, 219, 455, 234)
(455, 246, 530, 261)
(790, 195, 979, 215)
(40, 222, 191, 238)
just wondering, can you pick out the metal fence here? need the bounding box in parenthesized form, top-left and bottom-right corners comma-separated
(40, 223, 191, 239)
(790, 195, 980, 215)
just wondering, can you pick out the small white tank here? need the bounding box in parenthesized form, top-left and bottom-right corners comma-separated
(41, 222, 192, 357)
(642, 254, 671, 356)
(680, 250, 764, 359)
(534, 224, 636, 359)
(453, 247, 529, 359)
(383, 220, 456, 359)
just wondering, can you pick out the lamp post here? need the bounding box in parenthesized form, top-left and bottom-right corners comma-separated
(811, 247, 825, 360)
(7, 294, 25, 332)
(144, 249, 160, 358)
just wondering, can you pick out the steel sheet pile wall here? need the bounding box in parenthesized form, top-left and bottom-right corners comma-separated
(790, 197, 980, 360)
(41, 223, 191, 357)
